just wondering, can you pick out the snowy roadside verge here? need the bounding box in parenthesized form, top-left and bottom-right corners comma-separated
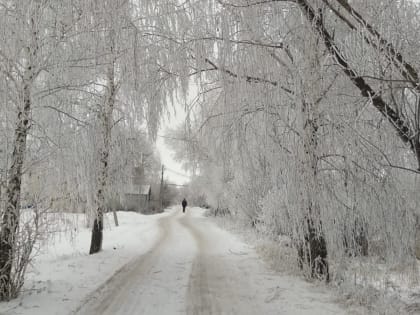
(205, 212, 366, 313)
(0, 209, 170, 315)
(207, 211, 420, 314)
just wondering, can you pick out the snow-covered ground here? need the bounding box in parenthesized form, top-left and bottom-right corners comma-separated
(0, 209, 169, 315)
(0, 206, 363, 315)
(210, 212, 420, 314)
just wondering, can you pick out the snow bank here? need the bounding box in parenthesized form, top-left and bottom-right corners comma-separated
(210, 212, 420, 314)
(189, 207, 352, 315)
(0, 209, 169, 315)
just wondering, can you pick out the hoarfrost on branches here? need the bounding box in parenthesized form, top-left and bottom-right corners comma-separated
(1, 0, 420, 308)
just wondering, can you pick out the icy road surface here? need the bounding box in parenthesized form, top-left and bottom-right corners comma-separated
(74, 207, 350, 315)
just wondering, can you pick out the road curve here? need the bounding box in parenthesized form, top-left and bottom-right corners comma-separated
(73, 207, 349, 315)
(74, 208, 194, 315)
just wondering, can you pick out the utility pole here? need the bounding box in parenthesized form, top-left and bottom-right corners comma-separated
(159, 164, 164, 212)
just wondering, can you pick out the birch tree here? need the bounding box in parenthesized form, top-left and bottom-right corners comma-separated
(0, 0, 83, 299)
(159, 0, 420, 284)
(87, 0, 192, 253)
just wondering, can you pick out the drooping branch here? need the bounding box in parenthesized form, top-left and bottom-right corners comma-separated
(323, 0, 420, 88)
(203, 57, 293, 94)
(296, 0, 414, 149)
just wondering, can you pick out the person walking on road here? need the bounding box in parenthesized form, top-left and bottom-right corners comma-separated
(182, 198, 187, 213)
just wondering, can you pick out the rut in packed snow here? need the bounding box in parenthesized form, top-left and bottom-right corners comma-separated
(75, 207, 348, 315)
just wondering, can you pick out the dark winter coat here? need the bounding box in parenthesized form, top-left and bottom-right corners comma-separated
(182, 199, 187, 208)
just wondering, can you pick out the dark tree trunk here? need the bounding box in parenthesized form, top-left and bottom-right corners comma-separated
(88, 30, 116, 255)
(299, 96, 330, 281)
(88, 147, 108, 255)
(343, 220, 369, 257)
(88, 146, 109, 255)
(356, 227, 369, 256)
(89, 217, 103, 254)
(298, 219, 329, 281)
(0, 83, 31, 300)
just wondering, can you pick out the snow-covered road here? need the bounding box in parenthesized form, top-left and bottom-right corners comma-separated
(75, 207, 351, 315)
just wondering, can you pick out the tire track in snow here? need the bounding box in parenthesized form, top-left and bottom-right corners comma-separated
(179, 212, 228, 315)
(73, 208, 350, 315)
(73, 209, 184, 315)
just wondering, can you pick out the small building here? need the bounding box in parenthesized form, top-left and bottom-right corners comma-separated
(139, 184, 151, 212)
(123, 184, 151, 213)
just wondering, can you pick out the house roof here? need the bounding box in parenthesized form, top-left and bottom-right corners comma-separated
(125, 184, 150, 195)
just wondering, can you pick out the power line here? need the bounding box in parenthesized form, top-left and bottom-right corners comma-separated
(137, 130, 194, 142)
(166, 183, 188, 187)
(164, 167, 190, 178)
(159, 165, 164, 212)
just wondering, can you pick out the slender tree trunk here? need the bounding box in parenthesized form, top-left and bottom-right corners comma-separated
(0, 82, 31, 299)
(298, 99, 329, 281)
(89, 79, 115, 253)
(112, 209, 119, 227)
(89, 34, 116, 254)
(89, 82, 114, 254)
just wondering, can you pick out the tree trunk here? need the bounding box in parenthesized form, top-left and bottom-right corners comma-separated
(298, 100, 329, 280)
(89, 129, 109, 255)
(298, 218, 329, 280)
(296, 27, 330, 278)
(0, 83, 31, 300)
(88, 103, 113, 254)
(112, 209, 119, 227)
(89, 217, 103, 254)
(88, 89, 114, 254)
(89, 31, 116, 254)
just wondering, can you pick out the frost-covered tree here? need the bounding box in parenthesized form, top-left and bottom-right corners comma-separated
(0, 0, 87, 299)
(162, 0, 420, 284)
(85, 0, 194, 253)
(0, 0, 187, 298)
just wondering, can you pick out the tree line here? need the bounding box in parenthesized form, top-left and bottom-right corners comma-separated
(1, 0, 420, 303)
(167, 0, 420, 289)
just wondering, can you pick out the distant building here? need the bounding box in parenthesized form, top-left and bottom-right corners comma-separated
(139, 184, 151, 211)
(123, 184, 151, 213)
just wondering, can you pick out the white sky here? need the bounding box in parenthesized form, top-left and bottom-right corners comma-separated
(156, 107, 190, 186)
